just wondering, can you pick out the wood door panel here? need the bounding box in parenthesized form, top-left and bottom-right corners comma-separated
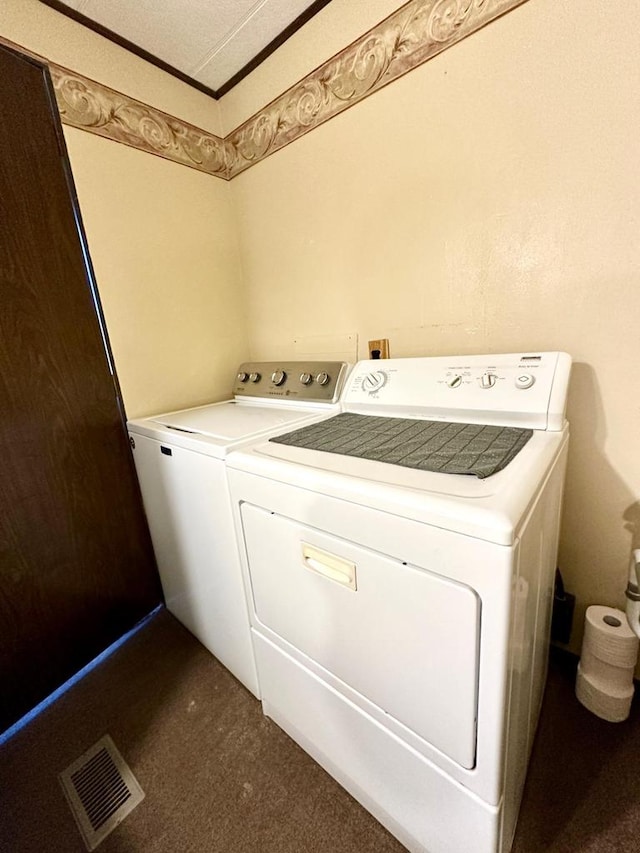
(0, 46, 162, 730)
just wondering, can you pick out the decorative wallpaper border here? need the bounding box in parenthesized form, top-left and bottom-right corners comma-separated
(225, 0, 529, 178)
(2, 0, 528, 180)
(49, 66, 228, 179)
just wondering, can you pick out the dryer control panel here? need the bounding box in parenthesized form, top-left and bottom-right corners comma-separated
(344, 352, 571, 430)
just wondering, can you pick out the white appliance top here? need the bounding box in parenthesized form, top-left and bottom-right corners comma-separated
(226, 352, 572, 544)
(127, 360, 349, 459)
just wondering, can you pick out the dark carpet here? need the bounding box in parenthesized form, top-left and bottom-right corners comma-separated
(1, 609, 639, 852)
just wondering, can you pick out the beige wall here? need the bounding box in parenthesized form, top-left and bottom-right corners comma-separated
(224, 0, 640, 655)
(1, 0, 247, 418)
(64, 131, 246, 417)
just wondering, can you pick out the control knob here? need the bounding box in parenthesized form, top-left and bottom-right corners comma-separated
(447, 375, 463, 388)
(299, 372, 313, 385)
(249, 372, 261, 383)
(271, 370, 287, 386)
(478, 372, 498, 389)
(316, 372, 330, 386)
(362, 371, 387, 393)
(237, 371, 249, 383)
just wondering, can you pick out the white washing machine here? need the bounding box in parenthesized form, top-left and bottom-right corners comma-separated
(127, 361, 349, 698)
(226, 352, 571, 853)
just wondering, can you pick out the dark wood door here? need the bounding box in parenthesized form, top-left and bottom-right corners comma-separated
(0, 45, 162, 731)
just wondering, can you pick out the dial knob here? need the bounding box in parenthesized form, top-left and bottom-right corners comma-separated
(362, 371, 387, 393)
(447, 375, 463, 388)
(299, 372, 313, 385)
(316, 372, 330, 386)
(249, 372, 261, 383)
(237, 371, 249, 383)
(478, 372, 497, 389)
(271, 370, 286, 386)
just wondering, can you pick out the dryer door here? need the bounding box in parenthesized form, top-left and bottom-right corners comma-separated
(241, 503, 480, 769)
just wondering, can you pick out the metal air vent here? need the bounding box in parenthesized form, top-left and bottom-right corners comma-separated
(59, 734, 144, 850)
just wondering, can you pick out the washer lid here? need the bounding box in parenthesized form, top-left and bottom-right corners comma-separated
(154, 401, 321, 441)
(128, 401, 338, 458)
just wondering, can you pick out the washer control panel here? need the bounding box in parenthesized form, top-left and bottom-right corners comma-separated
(346, 352, 571, 430)
(234, 361, 349, 403)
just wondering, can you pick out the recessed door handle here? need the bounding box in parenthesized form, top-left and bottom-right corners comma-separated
(301, 543, 357, 590)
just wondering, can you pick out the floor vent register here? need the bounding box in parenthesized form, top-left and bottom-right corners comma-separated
(59, 734, 145, 850)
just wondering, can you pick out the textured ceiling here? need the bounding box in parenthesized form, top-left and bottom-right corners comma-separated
(47, 0, 331, 97)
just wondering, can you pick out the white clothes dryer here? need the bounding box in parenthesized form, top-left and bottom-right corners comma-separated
(226, 352, 571, 853)
(127, 361, 349, 698)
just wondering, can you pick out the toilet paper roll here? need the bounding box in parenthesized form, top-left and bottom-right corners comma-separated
(576, 664, 634, 722)
(579, 647, 635, 692)
(582, 606, 639, 668)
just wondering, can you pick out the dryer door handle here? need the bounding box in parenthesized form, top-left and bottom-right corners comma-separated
(301, 543, 357, 591)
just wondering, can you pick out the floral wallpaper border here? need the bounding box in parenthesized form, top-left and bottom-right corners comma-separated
(2, 0, 528, 181)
